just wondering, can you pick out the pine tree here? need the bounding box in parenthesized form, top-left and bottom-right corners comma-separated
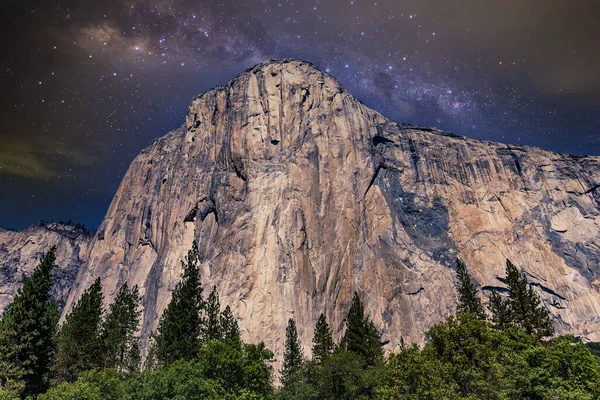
(341, 292, 384, 366)
(151, 241, 205, 366)
(125, 341, 141, 373)
(312, 313, 334, 364)
(101, 283, 141, 373)
(54, 277, 104, 383)
(455, 258, 486, 319)
(205, 286, 222, 341)
(0, 247, 59, 397)
(526, 284, 555, 337)
(281, 318, 303, 384)
(488, 260, 554, 337)
(488, 290, 512, 329)
(220, 305, 241, 343)
(504, 260, 554, 337)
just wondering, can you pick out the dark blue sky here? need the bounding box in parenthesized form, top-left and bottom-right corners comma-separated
(1, 0, 599, 230)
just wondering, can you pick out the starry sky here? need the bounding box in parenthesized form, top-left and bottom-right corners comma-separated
(1, 0, 599, 230)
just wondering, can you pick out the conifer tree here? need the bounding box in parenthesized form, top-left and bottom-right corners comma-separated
(455, 258, 486, 319)
(54, 277, 104, 383)
(205, 286, 222, 341)
(0, 247, 59, 397)
(488, 260, 554, 337)
(504, 260, 554, 337)
(488, 290, 512, 329)
(151, 241, 205, 366)
(281, 318, 303, 384)
(312, 313, 334, 364)
(125, 341, 141, 373)
(101, 283, 141, 373)
(341, 292, 384, 366)
(220, 305, 241, 343)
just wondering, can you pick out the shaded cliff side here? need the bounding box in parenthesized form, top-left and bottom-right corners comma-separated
(64, 59, 600, 361)
(0, 223, 93, 312)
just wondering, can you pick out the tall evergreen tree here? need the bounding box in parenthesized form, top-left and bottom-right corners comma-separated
(205, 286, 222, 341)
(341, 292, 384, 366)
(0, 247, 59, 397)
(312, 313, 334, 364)
(488, 260, 554, 337)
(54, 277, 104, 383)
(504, 260, 554, 337)
(101, 283, 141, 373)
(151, 241, 205, 366)
(125, 341, 141, 373)
(488, 290, 512, 329)
(220, 305, 241, 343)
(455, 258, 486, 319)
(281, 318, 303, 384)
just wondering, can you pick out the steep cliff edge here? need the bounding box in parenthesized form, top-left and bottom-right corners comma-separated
(65, 59, 600, 361)
(0, 223, 93, 312)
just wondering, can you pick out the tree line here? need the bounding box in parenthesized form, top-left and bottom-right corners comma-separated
(0, 244, 599, 399)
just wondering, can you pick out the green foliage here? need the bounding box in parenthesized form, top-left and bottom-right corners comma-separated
(39, 338, 274, 400)
(378, 344, 456, 399)
(196, 340, 274, 398)
(425, 314, 503, 398)
(489, 260, 555, 337)
(54, 277, 104, 383)
(586, 342, 600, 360)
(205, 286, 222, 341)
(278, 296, 385, 399)
(277, 351, 383, 400)
(0, 247, 59, 397)
(455, 258, 486, 320)
(100, 283, 141, 373)
(281, 318, 304, 384)
(150, 241, 205, 367)
(242, 342, 275, 397)
(38, 370, 123, 400)
(221, 305, 241, 344)
(0, 383, 21, 400)
(4, 243, 599, 399)
(340, 292, 384, 366)
(488, 289, 512, 330)
(379, 315, 600, 400)
(311, 314, 334, 364)
(507, 335, 600, 399)
(505, 260, 554, 336)
(124, 360, 226, 400)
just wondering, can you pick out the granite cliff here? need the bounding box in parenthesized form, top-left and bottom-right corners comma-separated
(0, 223, 93, 312)
(54, 59, 600, 360)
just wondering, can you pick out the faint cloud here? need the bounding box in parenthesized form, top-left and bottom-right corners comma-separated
(583, 134, 600, 144)
(0, 137, 97, 180)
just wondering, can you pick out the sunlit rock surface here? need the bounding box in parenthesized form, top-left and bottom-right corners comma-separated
(63, 59, 600, 361)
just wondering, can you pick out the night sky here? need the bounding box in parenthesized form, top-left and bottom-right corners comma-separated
(1, 0, 599, 230)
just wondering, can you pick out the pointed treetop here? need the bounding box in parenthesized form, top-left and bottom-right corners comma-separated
(220, 305, 241, 344)
(341, 291, 384, 366)
(281, 318, 303, 385)
(205, 286, 222, 341)
(54, 277, 104, 383)
(150, 241, 205, 367)
(488, 260, 554, 338)
(455, 258, 486, 320)
(0, 247, 59, 397)
(312, 313, 334, 364)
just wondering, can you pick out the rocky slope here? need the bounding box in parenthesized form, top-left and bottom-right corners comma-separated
(65, 59, 600, 361)
(0, 223, 93, 312)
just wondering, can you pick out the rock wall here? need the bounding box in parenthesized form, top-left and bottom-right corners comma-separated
(0, 223, 93, 312)
(65, 59, 600, 363)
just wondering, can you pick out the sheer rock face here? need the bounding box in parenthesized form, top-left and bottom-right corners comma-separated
(0, 223, 93, 312)
(65, 59, 600, 360)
